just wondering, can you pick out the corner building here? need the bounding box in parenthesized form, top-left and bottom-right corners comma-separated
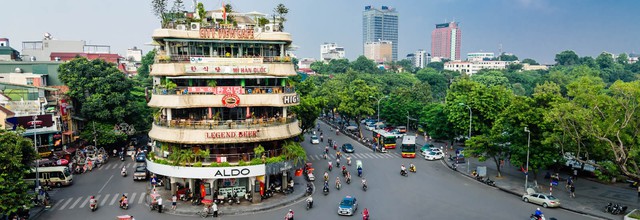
(147, 20, 301, 203)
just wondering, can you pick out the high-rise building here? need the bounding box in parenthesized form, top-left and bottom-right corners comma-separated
(146, 9, 301, 202)
(431, 22, 462, 61)
(364, 40, 393, 63)
(363, 5, 398, 61)
(320, 43, 345, 62)
(414, 49, 429, 68)
(467, 52, 494, 62)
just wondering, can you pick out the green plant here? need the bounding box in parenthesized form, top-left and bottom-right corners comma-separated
(207, 80, 217, 87)
(209, 162, 219, 167)
(148, 151, 156, 160)
(250, 158, 263, 165)
(238, 160, 247, 166)
(628, 209, 640, 219)
(220, 161, 231, 167)
(193, 162, 203, 167)
(166, 80, 177, 90)
(254, 145, 265, 157)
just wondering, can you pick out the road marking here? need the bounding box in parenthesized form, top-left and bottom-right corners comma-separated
(58, 197, 73, 210)
(68, 196, 83, 209)
(51, 198, 64, 210)
(129, 193, 137, 206)
(97, 164, 105, 170)
(138, 192, 146, 204)
(98, 175, 114, 193)
(101, 194, 111, 206)
(109, 193, 119, 206)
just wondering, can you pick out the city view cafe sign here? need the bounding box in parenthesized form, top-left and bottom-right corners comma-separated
(199, 27, 255, 40)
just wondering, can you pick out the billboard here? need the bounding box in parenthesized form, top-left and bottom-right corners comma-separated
(8, 114, 54, 130)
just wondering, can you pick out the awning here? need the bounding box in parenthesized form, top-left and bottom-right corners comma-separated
(167, 75, 286, 79)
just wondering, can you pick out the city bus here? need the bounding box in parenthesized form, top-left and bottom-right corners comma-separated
(400, 135, 417, 158)
(373, 129, 397, 149)
(25, 166, 73, 188)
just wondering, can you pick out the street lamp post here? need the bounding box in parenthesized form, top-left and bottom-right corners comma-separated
(459, 103, 472, 173)
(32, 116, 40, 192)
(369, 95, 389, 123)
(524, 126, 531, 191)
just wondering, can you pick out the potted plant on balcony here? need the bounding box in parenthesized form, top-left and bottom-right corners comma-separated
(207, 80, 217, 87)
(165, 81, 178, 94)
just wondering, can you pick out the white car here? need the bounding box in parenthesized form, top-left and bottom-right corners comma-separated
(310, 135, 320, 144)
(424, 151, 444, 160)
(421, 147, 442, 157)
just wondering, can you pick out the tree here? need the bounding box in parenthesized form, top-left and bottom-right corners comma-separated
(290, 95, 324, 133)
(196, 2, 206, 21)
(415, 68, 449, 101)
(427, 61, 444, 72)
(497, 53, 519, 61)
(171, 0, 184, 13)
(596, 52, 615, 69)
(397, 59, 416, 73)
(470, 70, 510, 87)
(419, 103, 456, 140)
(151, 0, 169, 25)
(0, 130, 37, 217)
(579, 56, 597, 68)
(136, 49, 155, 87)
(616, 53, 629, 65)
(328, 59, 350, 74)
(338, 79, 377, 138)
(555, 50, 580, 66)
(350, 56, 379, 74)
(81, 121, 127, 147)
(521, 58, 539, 65)
(273, 3, 289, 30)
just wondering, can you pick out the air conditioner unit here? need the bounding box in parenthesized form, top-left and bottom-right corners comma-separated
(190, 22, 200, 31)
(264, 23, 280, 32)
(177, 24, 187, 31)
(254, 27, 263, 33)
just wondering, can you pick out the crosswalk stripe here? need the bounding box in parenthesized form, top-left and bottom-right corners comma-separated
(129, 193, 137, 206)
(101, 194, 111, 206)
(138, 192, 146, 204)
(110, 193, 122, 205)
(58, 197, 73, 210)
(68, 196, 83, 209)
(52, 198, 64, 210)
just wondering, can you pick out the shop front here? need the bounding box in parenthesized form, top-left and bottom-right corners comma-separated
(146, 159, 266, 203)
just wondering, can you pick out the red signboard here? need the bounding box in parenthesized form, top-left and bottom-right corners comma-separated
(9, 114, 54, 129)
(222, 94, 240, 108)
(187, 86, 245, 94)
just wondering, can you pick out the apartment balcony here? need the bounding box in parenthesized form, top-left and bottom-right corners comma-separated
(152, 86, 295, 95)
(152, 28, 292, 42)
(148, 92, 299, 108)
(148, 118, 301, 144)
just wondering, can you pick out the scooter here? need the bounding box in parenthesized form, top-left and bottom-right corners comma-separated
(400, 170, 408, 177)
(336, 182, 341, 190)
(226, 193, 234, 205)
(323, 187, 329, 195)
(120, 201, 129, 210)
(234, 192, 241, 204)
(362, 184, 367, 191)
(119, 152, 124, 161)
(89, 201, 98, 212)
(346, 177, 351, 184)
(485, 178, 496, 187)
(529, 214, 545, 220)
(409, 166, 417, 173)
(306, 200, 313, 210)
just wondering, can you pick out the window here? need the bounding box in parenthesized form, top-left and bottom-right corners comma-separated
(26, 78, 34, 85)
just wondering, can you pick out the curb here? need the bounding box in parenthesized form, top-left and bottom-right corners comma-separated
(440, 159, 614, 220)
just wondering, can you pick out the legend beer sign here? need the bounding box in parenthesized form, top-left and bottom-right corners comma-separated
(205, 130, 260, 139)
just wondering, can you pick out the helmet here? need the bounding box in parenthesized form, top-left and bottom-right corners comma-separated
(537, 208, 541, 211)
(289, 209, 292, 212)
(91, 196, 94, 199)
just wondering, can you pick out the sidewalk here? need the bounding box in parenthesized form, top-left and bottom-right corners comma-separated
(442, 150, 634, 220)
(146, 175, 309, 217)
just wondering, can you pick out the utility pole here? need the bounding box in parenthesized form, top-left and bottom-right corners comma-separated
(32, 115, 40, 192)
(524, 127, 531, 191)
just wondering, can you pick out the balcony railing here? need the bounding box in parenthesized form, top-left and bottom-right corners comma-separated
(152, 147, 284, 164)
(154, 117, 296, 130)
(152, 86, 295, 95)
(155, 54, 292, 64)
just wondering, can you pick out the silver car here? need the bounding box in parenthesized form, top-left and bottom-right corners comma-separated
(522, 193, 561, 208)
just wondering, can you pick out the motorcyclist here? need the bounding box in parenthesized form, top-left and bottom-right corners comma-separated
(347, 156, 352, 166)
(323, 152, 328, 160)
(121, 167, 127, 175)
(285, 209, 294, 220)
(89, 196, 97, 210)
(328, 161, 332, 171)
(320, 135, 324, 142)
(336, 158, 341, 167)
(362, 208, 370, 220)
(325, 146, 329, 154)
(306, 196, 313, 208)
(323, 181, 329, 190)
(121, 196, 129, 208)
(346, 172, 351, 183)
(409, 163, 416, 172)
(335, 177, 341, 188)
(119, 194, 126, 206)
(361, 178, 367, 188)
(533, 208, 543, 219)
(324, 171, 329, 181)
(342, 165, 347, 176)
(357, 166, 363, 176)
(401, 164, 407, 175)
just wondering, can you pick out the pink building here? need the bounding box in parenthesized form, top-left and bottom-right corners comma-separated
(431, 22, 462, 61)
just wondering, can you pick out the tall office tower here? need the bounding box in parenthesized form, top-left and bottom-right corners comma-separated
(363, 5, 399, 61)
(431, 22, 462, 61)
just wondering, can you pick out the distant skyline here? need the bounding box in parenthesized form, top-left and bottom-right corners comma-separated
(1, 0, 640, 64)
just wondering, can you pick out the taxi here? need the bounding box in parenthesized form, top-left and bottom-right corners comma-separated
(337, 196, 358, 216)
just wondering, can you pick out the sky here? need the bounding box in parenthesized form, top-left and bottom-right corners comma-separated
(1, 0, 640, 64)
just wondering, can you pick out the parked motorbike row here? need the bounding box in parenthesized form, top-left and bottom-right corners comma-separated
(604, 202, 627, 215)
(474, 176, 496, 187)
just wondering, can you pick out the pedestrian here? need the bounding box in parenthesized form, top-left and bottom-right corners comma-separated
(157, 196, 163, 213)
(130, 215, 135, 220)
(570, 184, 576, 198)
(171, 194, 177, 210)
(565, 177, 573, 190)
(151, 175, 158, 188)
(212, 202, 218, 217)
(573, 169, 578, 181)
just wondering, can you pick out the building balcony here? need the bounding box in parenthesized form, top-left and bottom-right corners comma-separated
(155, 55, 292, 64)
(152, 86, 295, 95)
(148, 92, 299, 108)
(148, 118, 301, 144)
(152, 28, 292, 42)
(150, 62, 296, 77)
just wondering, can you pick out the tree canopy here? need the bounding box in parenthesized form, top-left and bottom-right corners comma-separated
(0, 130, 37, 216)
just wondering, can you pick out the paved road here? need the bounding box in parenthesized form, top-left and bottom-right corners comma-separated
(36, 120, 598, 220)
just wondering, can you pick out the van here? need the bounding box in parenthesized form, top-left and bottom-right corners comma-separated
(25, 166, 73, 187)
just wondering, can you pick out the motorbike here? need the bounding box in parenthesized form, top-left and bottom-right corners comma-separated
(120, 201, 129, 210)
(605, 202, 628, 215)
(342, 169, 348, 177)
(529, 214, 545, 220)
(409, 166, 416, 173)
(451, 163, 458, 171)
(306, 200, 313, 210)
(346, 177, 351, 184)
(121, 170, 127, 177)
(336, 182, 341, 190)
(192, 197, 202, 206)
(226, 193, 234, 205)
(400, 170, 408, 177)
(234, 192, 241, 204)
(362, 184, 368, 191)
(357, 168, 363, 177)
(89, 200, 98, 212)
(484, 178, 496, 187)
(119, 152, 124, 161)
(323, 187, 329, 195)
